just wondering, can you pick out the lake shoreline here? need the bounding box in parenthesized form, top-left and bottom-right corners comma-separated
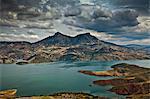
(1, 59, 150, 65)
(79, 63, 150, 99)
(1, 60, 150, 99)
(0, 89, 108, 99)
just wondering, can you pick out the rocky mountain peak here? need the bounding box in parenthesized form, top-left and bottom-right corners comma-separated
(54, 32, 65, 36)
(34, 32, 101, 46)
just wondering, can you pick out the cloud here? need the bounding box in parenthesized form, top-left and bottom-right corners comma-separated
(112, 9, 139, 27)
(17, 0, 41, 6)
(1, 0, 80, 14)
(119, 0, 149, 15)
(93, 0, 150, 15)
(119, 38, 150, 45)
(64, 7, 139, 32)
(127, 39, 150, 45)
(0, 33, 39, 42)
(121, 16, 150, 33)
(0, 19, 53, 29)
(91, 7, 112, 18)
(40, 0, 80, 7)
(0, 0, 18, 11)
(64, 6, 81, 17)
(1, 0, 41, 7)
(0, 0, 149, 46)
(63, 6, 149, 45)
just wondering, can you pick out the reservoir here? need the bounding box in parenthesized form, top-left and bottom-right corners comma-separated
(0, 60, 150, 98)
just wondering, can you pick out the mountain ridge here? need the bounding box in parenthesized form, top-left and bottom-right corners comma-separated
(0, 32, 149, 64)
(0, 32, 125, 48)
(33, 32, 126, 49)
(33, 32, 100, 46)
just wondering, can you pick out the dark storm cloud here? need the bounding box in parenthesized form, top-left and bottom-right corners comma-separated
(0, 0, 80, 11)
(1, 0, 40, 6)
(1, 0, 16, 4)
(115, 0, 150, 15)
(0, 0, 18, 11)
(0, 0, 41, 11)
(65, 8, 139, 32)
(112, 9, 139, 27)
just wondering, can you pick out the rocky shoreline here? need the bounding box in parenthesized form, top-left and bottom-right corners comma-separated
(1, 63, 149, 99)
(79, 63, 150, 99)
(0, 89, 107, 99)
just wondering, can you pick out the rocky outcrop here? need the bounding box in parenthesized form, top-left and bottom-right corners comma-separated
(109, 82, 150, 95)
(126, 94, 150, 99)
(0, 89, 17, 99)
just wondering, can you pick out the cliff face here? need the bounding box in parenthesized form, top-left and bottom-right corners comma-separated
(0, 32, 150, 64)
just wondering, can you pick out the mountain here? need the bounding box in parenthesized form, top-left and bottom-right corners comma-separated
(34, 32, 123, 47)
(34, 32, 99, 45)
(34, 32, 101, 46)
(34, 32, 72, 46)
(0, 32, 150, 64)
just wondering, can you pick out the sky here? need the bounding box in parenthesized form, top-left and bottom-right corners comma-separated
(0, 0, 150, 45)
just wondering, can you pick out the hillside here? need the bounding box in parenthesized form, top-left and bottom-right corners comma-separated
(0, 32, 149, 64)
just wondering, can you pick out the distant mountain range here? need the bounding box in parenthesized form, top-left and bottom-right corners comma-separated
(0, 32, 149, 64)
(124, 44, 150, 53)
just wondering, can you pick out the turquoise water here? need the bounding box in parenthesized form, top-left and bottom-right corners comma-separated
(0, 60, 150, 98)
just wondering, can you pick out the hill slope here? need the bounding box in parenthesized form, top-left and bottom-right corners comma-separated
(0, 32, 149, 64)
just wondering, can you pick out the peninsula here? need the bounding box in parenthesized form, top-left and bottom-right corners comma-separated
(79, 63, 150, 99)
